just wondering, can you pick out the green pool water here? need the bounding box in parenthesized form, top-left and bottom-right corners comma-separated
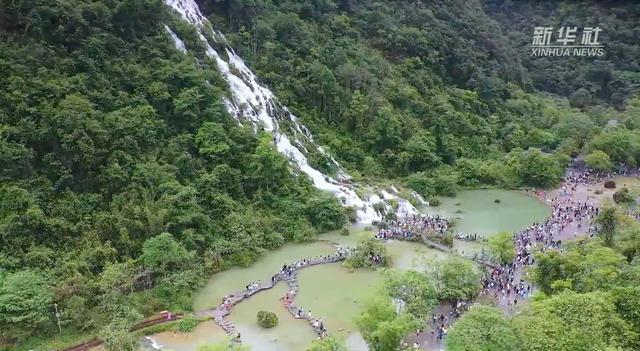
(193, 242, 336, 311)
(296, 264, 383, 350)
(147, 189, 549, 351)
(425, 189, 550, 236)
(227, 283, 317, 351)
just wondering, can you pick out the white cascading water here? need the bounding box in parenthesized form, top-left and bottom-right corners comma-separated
(142, 336, 163, 350)
(164, 0, 418, 222)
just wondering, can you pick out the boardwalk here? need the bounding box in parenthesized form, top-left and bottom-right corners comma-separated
(195, 246, 350, 340)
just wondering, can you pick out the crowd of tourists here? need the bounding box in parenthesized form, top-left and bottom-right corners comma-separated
(276, 247, 352, 281)
(279, 247, 350, 338)
(564, 162, 640, 185)
(454, 232, 485, 242)
(480, 168, 605, 310)
(245, 281, 262, 291)
(377, 214, 450, 240)
(220, 163, 640, 349)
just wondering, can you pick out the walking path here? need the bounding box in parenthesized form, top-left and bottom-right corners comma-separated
(409, 167, 640, 350)
(195, 246, 351, 341)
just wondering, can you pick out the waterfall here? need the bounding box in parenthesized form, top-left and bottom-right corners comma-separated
(163, 0, 417, 222)
(142, 336, 163, 350)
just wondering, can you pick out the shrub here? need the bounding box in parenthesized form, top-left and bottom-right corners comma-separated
(344, 237, 390, 269)
(257, 311, 278, 328)
(494, 199, 501, 203)
(428, 197, 441, 206)
(442, 233, 454, 247)
(345, 206, 358, 223)
(340, 228, 350, 236)
(373, 202, 387, 216)
(604, 180, 616, 189)
(613, 188, 633, 203)
(176, 313, 198, 333)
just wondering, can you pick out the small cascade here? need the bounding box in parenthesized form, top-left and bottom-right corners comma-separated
(163, 25, 186, 53)
(411, 190, 429, 205)
(163, 0, 418, 222)
(142, 336, 163, 350)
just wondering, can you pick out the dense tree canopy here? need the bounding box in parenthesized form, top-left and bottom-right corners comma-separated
(446, 305, 517, 351)
(0, 0, 347, 347)
(423, 257, 482, 302)
(203, 0, 639, 196)
(356, 298, 419, 351)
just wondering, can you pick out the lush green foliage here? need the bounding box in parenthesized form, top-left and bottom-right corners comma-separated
(448, 291, 640, 351)
(613, 188, 634, 204)
(423, 257, 482, 302)
(2, 0, 640, 348)
(204, 0, 638, 195)
(256, 311, 278, 328)
(488, 232, 516, 264)
(176, 313, 199, 333)
(486, 1, 640, 110)
(343, 237, 390, 269)
(355, 298, 419, 351)
(0, 271, 53, 341)
(383, 269, 437, 318)
(306, 337, 347, 351)
(534, 240, 627, 294)
(450, 212, 640, 351)
(446, 305, 517, 351)
(585, 150, 614, 171)
(507, 291, 638, 351)
(597, 207, 619, 247)
(0, 0, 346, 347)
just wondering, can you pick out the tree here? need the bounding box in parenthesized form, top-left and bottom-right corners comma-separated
(611, 286, 640, 334)
(140, 232, 194, 276)
(446, 305, 517, 351)
(177, 313, 199, 332)
(533, 240, 626, 294)
(596, 207, 618, 247)
(306, 336, 347, 351)
(513, 291, 638, 351)
(509, 148, 563, 188)
(305, 193, 347, 232)
(613, 187, 633, 204)
(195, 122, 231, 160)
(424, 257, 482, 302)
(256, 310, 278, 328)
(585, 150, 614, 171)
(344, 237, 390, 269)
(99, 320, 138, 351)
(247, 134, 291, 195)
(383, 269, 437, 318)
(0, 270, 53, 340)
(569, 88, 592, 108)
(356, 298, 419, 351)
(589, 129, 640, 166)
(488, 232, 515, 264)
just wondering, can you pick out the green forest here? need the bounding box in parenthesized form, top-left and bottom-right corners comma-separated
(0, 0, 639, 350)
(445, 207, 640, 351)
